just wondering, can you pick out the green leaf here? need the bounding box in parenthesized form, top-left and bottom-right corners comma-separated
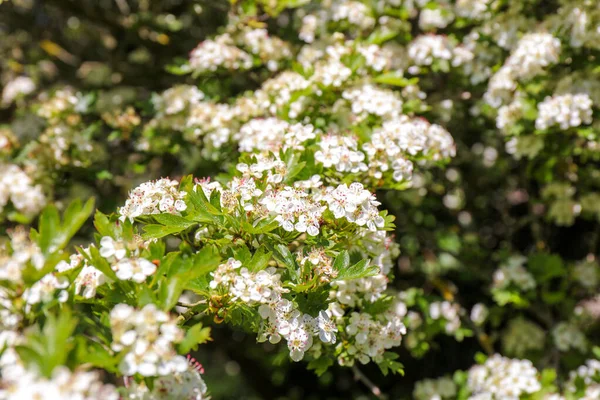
(142, 224, 190, 240)
(286, 161, 307, 182)
(178, 323, 212, 353)
(158, 276, 185, 311)
(528, 253, 565, 283)
(153, 213, 195, 228)
(377, 352, 404, 376)
(59, 198, 95, 248)
(16, 308, 77, 377)
(37, 199, 95, 256)
(93, 211, 113, 237)
(334, 257, 379, 281)
(38, 205, 60, 254)
(307, 357, 333, 376)
(333, 250, 350, 271)
(269, 243, 299, 281)
(246, 247, 272, 272)
(190, 245, 221, 278)
(374, 73, 418, 87)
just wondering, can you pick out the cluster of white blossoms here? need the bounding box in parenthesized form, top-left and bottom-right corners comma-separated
(0, 226, 73, 307)
(152, 85, 205, 117)
(255, 71, 311, 117)
(297, 248, 338, 283)
(330, 0, 375, 29)
(209, 258, 337, 361)
(573, 258, 599, 289)
(56, 252, 106, 298)
(0, 163, 46, 217)
(323, 182, 385, 231)
(188, 102, 238, 148)
(119, 178, 187, 222)
(340, 84, 403, 121)
(22, 271, 69, 306)
(189, 27, 292, 74)
(0, 363, 118, 400)
(121, 359, 208, 400)
(343, 310, 407, 365)
(501, 318, 545, 357)
(492, 256, 536, 291)
(239, 28, 292, 71)
(467, 354, 542, 400)
(565, 6, 600, 49)
(485, 33, 561, 107)
(470, 303, 489, 326)
(260, 184, 325, 236)
(315, 134, 367, 174)
(535, 93, 594, 130)
(109, 303, 188, 377)
(312, 57, 353, 88)
(413, 376, 457, 400)
(552, 322, 587, 352)
(407, 35, 454, 66)
(210, 258, 286, 304)
(299, 14, 318, 43)
(189, 33, 253, 73)
(235, 118, 317, 153)
(505, 33, 561, 80)
(0, 227, 44, 282)
(101, 236, 156, 283)
(455, 0, 492, 20)
(36, 88, 80, 123)
(496, 97, 524, 132)
(429, 301, 462, 334)
(374, 116, 455, 160)
(566, 359, 600, 392)
(1, 76, 36, 106)
(333, 275, 388, 306)
(362, 116, 455, 182)
(407, 35, 473, 69)
(419, 6, 454, 31)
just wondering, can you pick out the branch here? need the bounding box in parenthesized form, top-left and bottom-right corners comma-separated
(352, 365, 387, 400)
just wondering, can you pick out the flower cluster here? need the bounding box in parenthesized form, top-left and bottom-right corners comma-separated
(209, 258, 336, 362)
(342, 310, 406, 365)
(535, 93, 594, 130)
(0, 363, 118, 400)
(467, 354, 542, 399)
(121, 360, 208, 400)
(413, 376, 457, 400)
(552, 322, 587, 353)
(3, 0, 600, 397)
(0, 163, 46, 218)
(109, 303, 188, 377)
(235, 119, 317, 154)
(189, 33, 253, 73)
(1, 76, 36, 106)
(429, 301, 462, 334)
(501, 318, 545, 357)
(119, 178, 187, 222)
(492, 256, 536, 291)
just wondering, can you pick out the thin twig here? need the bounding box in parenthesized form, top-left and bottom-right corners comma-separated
(352, 365, 387, 399)
(177, 300, 207, 308)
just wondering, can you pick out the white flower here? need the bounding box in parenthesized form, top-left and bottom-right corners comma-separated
(113, 257, 156, 283)
(316, 310, 338, 344)
(99, 236, 127, 260)
(1, 76, 36, 106)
